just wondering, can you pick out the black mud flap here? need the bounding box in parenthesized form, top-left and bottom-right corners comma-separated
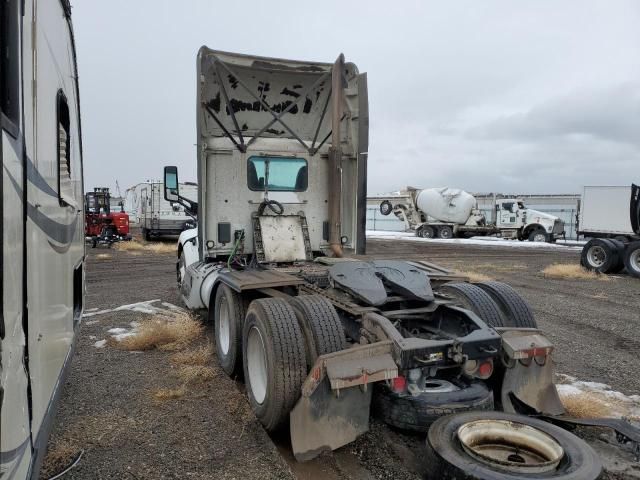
(372, 260, 434, 302)
(631, 183, 640, 235)
(290, 377, 372, 462)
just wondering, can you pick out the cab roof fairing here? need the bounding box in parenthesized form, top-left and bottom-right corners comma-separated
(196, 47, 361, 156)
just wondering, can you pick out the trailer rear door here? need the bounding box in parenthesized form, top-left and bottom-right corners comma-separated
(579, 186, 635, 235)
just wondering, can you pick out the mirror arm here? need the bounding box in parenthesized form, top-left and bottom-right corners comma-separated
(174, 195, 198, 218)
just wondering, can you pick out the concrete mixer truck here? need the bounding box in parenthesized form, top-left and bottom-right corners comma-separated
(379, 187, 565, 242)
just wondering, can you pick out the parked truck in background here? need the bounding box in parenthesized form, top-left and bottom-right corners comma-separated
(379, 187, 565, 242)
(165, 47, 613, 478)
(1, 1, 85, 478)
(125, 181, 197, 239)
(578, 184, 640, 278)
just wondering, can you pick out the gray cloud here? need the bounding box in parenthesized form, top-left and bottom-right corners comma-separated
(71, 0, 640, 197)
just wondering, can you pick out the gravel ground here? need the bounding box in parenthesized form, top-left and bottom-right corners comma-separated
(41, 237, 640, 479)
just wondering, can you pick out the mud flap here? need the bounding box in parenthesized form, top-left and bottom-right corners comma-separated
(290, 341, 397, 461)
(499, 329, 565, 416)
(290, 378, 372, 462)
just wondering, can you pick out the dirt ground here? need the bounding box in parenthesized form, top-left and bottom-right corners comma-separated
(42, 237, 640, 479)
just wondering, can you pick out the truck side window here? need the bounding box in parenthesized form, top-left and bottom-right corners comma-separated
(247, 156, 308, 192)
(0, 0, 20, 132)
(502, 202, 514, 213)
(57, 91, 74, 205)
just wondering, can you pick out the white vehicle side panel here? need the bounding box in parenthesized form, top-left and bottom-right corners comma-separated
(579, 186, 634, 235)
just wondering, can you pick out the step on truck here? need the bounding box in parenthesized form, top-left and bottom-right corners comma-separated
(169, 47, 638, 478)
(578, 184, 640, 278)
(379, 187, 565, 242)
(1, 1, 85, 478)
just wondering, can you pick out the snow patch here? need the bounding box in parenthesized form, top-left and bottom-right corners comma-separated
(82, 299, 184, 318)
(93, 339, 107, 349)
(366, 230, 584, 251)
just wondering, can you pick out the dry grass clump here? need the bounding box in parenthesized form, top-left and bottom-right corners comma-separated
(153, 387, 186, 400)
(177, 365, 216, 384)
(146, 242, 176, 254)
(39, 440, 81, 479)
(95, 253, 112, 260)
(114, 313, 204, 351)
(456, 270, 493, 282)
(114, 240, 146, 251)
(542, 263, 610, 281)
(561, 393, 610, 418)
(171, 345, 213, 366)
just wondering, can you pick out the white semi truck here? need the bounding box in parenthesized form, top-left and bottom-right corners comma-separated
(379, 187, 565, 242)
(1, 1, 85, 478)
(578, 184, 640, 278)
(160, 47, 640, 478)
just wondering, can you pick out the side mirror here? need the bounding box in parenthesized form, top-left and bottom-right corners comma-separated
(164, 166, 179, 202)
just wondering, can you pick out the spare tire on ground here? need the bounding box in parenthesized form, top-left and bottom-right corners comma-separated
(580, 238, 620, 274)
(373, 380, 493, 433)
(427, 411, 602, 480)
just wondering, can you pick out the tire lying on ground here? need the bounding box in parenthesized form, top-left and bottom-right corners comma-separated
(439, 283, 504, 328)
(427, 411, 602, 480)
(287, 294, 347, 367)
(580, 238, 620, 274)
(373, 380, 493, 433)
(212, 284, 248, 377)
(243, 298, 307, 431)
(624, 241, 640, 279)
(476, 281, 537, 329)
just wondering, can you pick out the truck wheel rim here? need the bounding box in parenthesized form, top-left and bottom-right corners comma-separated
(218, 297, 231, 355)
(533, 233, 546, 242)
(587, 246, 606, 267)
(247, 326, 268, 404)
(457, 419, 564, 474)
(630, 250, 640, 272)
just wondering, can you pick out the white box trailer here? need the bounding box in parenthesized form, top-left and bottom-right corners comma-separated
(579, 185, 639, 237)
(125, 182, 197, 238)
(578, 184, 640, 278)
(1, 1, 85, 478)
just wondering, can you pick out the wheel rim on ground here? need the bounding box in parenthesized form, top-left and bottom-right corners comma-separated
(532, 233, 546, 242)
(246, 326, 268, 405)
(218, 296, 231, 355)
(587, 245, 606, 267)
(457, 419, 564, 474)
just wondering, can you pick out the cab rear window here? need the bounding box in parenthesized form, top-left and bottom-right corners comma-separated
(247, 156, 307, 192)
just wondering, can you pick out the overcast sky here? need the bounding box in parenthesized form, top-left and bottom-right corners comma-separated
(73, 0, 639, 196)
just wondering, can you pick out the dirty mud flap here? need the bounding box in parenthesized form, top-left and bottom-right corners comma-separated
(290, 341, 397, 461)
(498, 328, 565, 415)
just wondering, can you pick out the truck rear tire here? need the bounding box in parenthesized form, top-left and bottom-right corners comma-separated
(607, 238, 626, 273)
(476, 281, 537, 328)
(213, 285, 248, 377)
(419, 226, 435, 238)
(580, 238, 619, 274)
(287, 295, 347, 367)
(437, 225, 454, 239)
(439, 283, 504, 328)
(243, 298, 307, 431)
(623, 241, 640, 279)
(373, 380, 493, 432)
